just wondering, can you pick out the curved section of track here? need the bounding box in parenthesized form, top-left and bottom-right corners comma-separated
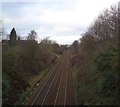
(26, 50, 75, 106)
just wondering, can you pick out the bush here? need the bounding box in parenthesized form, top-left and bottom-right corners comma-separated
(95, 46, 118, 95)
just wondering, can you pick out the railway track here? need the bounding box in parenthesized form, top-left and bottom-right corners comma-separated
(54, 51, 69, 106)
(26, 57, 63, 105)
(26, 50, 75, 105)
(41, 60, 65, 106)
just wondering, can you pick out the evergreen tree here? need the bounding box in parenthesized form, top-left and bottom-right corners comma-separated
(9, 28, 17, 46)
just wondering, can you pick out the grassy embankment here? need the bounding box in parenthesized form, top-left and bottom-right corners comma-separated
(2, 40, 60, 105)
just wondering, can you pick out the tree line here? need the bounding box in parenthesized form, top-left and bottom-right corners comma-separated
(70, 5, 119, 105)
(2, 27, 68, 105)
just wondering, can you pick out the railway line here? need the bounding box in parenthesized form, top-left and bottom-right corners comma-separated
(26, 50, 75, 105)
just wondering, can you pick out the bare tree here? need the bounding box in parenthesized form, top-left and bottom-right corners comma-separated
(83, 5, 118, 50)
(27, 30, 37, 40)
(87, 5, 118, 40)
(72, 40, 79, 54)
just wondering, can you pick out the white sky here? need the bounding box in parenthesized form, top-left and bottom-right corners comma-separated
(1, 0, 119, 44)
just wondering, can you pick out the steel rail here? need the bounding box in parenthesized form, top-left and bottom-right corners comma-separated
(54, 62, 65, 106)
(64, 52, 69, 106)
(31, 58, 62, 105)
(41, 58, 64, 106)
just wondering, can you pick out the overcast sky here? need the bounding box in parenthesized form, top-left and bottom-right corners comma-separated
(1, 0, 119, 44)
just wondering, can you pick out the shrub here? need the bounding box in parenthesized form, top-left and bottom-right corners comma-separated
(95, 46, 118, 95)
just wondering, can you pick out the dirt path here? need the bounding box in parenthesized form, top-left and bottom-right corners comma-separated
(25, 50, 75, 105)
